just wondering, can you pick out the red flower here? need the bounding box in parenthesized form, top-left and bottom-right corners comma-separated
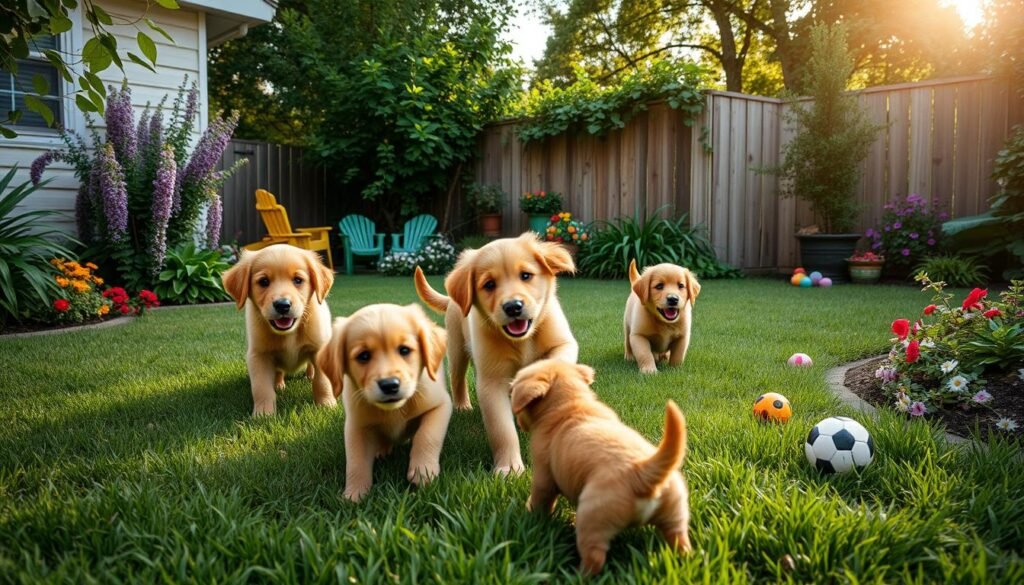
(923, 304, 936, 315)
(53, 299, 70, 312)
(906, 339, 920, 363)
(550, 214, 559, 222)
(891, 318, 910, 340)
(120, 304, 131, 315)
(984, 308, 1001, 319)
(961, 288, 987, 312)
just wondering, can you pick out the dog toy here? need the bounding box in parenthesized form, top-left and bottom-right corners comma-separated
(799, 276, 812, 287)
(809, 271, 823, 284)
(787, 353, 813, 367)
(818, 277, 833, 287)
(805, 417, 874, 473)
(790, 274, 804, 286)
(752, 392, 792, 423)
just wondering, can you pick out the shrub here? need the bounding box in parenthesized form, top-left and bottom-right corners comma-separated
(0, 169, 78, 325)
(576, 213, 741, 279)
(154, 244, 231, 305)
(520, 191, 562, 215)
(875, 274, 1023, 420)
(379, 236, 457, 276)
(914, 255, 989, 288)
(466, 184, 505, 215)
(48, 259, 109, 324)
(867, 193, 945, 272)
(543, 212, 589, 244)
(457, 234, 492, 251)
(32, 79, 244, 292)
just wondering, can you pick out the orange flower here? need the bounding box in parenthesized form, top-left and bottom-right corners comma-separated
(85, 262, 98, 270)
(71, 280, 90, 293)
(92, 276, 104, 286)
(98, 304, 110, 316)
(56, 276, 70, 287)
(567, 225, 577, 234)
(50, 258, 63, 268)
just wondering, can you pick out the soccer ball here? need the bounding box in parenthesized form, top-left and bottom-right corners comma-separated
(805, 417, 874, 474)
(753, 392, 792, 423)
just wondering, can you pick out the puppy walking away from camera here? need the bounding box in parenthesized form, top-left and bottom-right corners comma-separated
(222, 245, 336, 416)
(510, 359, 691, 575)
(624, 259, 701, 374)
(414, 232, 578, 475)
(316, 304, 450, 502)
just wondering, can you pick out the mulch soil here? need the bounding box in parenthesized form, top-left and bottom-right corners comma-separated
(0, 314, 127, 337)
(845, 356, 1024, 442)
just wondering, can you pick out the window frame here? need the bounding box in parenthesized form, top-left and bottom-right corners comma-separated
(4, 34, 65, 132)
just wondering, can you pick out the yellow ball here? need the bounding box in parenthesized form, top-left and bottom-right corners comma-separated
(790, 274, 805, 286)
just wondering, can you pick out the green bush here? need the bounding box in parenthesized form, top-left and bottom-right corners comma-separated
(465, 184, 505, 215)
(0, 169, 78, 325)
(457, 234, 492, 251)
(576, 213, 741, 279)
(914, 255, 989, 288)
(154, 244, 231, 305)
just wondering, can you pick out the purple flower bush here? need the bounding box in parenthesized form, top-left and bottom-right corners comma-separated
(866, 194, 945, 273)
(31, 78, 244, 290)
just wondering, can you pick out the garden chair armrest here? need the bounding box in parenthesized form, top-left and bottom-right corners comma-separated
(390, 233, 402, 249)
(297, 226, 332, 234)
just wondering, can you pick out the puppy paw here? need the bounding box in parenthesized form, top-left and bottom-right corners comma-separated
(343, 484, 370, 502)
(252, 401, 276, 416)
(305, 364, 315, 380)
(639, 364, 659, 375)
(274, 375, 286, 391)
(454, 400, 473, 412)
(407, 461, 440, 486)
(494, 462, 525, 476)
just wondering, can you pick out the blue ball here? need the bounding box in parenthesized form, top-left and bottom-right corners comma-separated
(809, 271, 823, 283)
(799, 276, 812, 287)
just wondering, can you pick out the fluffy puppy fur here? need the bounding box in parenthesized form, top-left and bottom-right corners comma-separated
(511, 359, 691, 575)
(316, 303, 451, 502)
(414, 232, 577, 475)
(221, 245, 336, 416)
(624, 259, 701, 374)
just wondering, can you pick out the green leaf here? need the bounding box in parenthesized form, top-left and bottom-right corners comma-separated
(145, 18, 175, 43)
(75, 94, 97, 113)
(137, 32, 157, 64)
(173, 280, 186, 295)
(32, 74, 49, 96)
(127, 52, 156, 73)
(24, 95, 54, 126)
(155, 0, 180, 8)
(91, 5, 113, 25)
(50, 15, 73, 35)
(81, 38, 113, 73)
(158, 270, 175, 282)
(0, 126, 17, 139)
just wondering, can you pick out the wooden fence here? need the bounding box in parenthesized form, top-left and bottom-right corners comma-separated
(475, 75, 1023, 271)
(217, 140, 331, 246)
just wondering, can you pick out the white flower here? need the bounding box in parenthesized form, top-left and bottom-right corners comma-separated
(972, 390, 992, 404)
(940, 360, 958, 374)
(963, 311, 975, 320)
(947, 375, 969, 392)
(902, 339, 910, 348)
(920, 339, 935, 349)
(995, 418, 1019, 432)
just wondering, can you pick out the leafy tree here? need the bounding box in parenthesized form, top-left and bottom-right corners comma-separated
(0, 0, 180, 138)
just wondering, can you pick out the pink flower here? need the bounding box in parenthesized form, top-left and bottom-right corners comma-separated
(972, 390, 992, 404)
(909, 401, 927, 416)
(901, 248, 910, 256)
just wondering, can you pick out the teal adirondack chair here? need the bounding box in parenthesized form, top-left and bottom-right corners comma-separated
(338, 214, 385, 275)
(390, 214, 438, 255)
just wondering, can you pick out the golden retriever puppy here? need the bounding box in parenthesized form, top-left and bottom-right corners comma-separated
(221, 245, 336, 416)
(624, 259, 701, 374)
(511, 359, 691, 575)
(315, 304, 450, 502)
(414, 232, 577, 475)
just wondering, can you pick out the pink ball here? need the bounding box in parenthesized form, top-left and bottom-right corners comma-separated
(788, 353, 813, 367)
(818, 277, 833, 287)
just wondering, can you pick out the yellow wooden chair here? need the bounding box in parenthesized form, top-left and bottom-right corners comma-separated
(243, 189, 334, 270)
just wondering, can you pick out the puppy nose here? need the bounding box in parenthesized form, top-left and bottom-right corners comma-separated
(666, 295, 679, 307)
(503, 300, 524, 317)
(272, 299, 291, 315)
(376, 377, 401, 395)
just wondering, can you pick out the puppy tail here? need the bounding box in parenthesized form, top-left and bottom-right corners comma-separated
(631, 401, 687, 497)
(414, 266, 450, 314)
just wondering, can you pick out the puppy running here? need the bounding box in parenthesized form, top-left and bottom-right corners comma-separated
(624, 259, 701, 374)
(414, 232, 577, 475)
(316, 303, 450, 502)
(222, 245, 336, 416)
(511, 359, 691, 575)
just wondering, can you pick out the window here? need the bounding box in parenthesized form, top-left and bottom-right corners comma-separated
(1, 35, 63, 129)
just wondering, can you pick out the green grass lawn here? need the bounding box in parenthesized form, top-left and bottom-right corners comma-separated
(1, 276, 1021, 583)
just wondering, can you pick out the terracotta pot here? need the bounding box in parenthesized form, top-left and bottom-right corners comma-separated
(848, 260, 884, 284)
(479, 213, 502, 237)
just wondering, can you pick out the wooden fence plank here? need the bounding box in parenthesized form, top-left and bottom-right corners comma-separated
(887, 91, 911, 201)
(931, 86, 957, 213)
(908, 87, 934, 199)
(954, 81, 982, 218)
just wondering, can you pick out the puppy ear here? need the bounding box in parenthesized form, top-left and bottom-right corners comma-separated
(409, 304, 447, 381)
(221, 251, 253, 310)
(444, 251, 476, 317)
(316, 317, 348, 397)
(628, 258, 641, 286)
(533, 241, 576, 275)
(631, 267, 651, 304)
(510, 372, 552, 415)
(574, 363, 596, 386)
(306, 250, 334, 303)
(683, 269, 701, 305)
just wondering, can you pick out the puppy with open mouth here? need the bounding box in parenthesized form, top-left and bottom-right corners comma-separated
(414, 232, 578, 475)
(315, 303, 450, 502)
(221, 245, 337, 416)
(624, 259, 701, 374)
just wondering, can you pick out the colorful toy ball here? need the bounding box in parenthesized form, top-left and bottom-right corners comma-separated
(788, 353, 813, 367)
(753, 392, 792, 423)
(809, 271, 823, 284)
(805, 416, 874, 474)
(818, 277, 833, 288)
(793, 267, 806, 275)
(799, 276, 812, 288)
(790, 274, 804, 286)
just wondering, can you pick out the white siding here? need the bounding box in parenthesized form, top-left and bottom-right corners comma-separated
(1, 0, 204, 234)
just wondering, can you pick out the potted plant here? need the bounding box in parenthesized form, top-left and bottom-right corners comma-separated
(543, 211, 589, 256)
(467, 183, 505, 237)
(521, 190, 563, 234)
(775, 24, 883, 283)
(847, 250, 885, 284)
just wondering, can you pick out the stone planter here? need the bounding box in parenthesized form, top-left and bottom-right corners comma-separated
(479, 213, 502, 237)
(527, 213, 551, 235)
(797, 233, 862, 283)
(848, 261, 884, 284)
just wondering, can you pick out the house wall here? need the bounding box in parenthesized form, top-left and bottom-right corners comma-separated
(1, 0, 205, 234)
